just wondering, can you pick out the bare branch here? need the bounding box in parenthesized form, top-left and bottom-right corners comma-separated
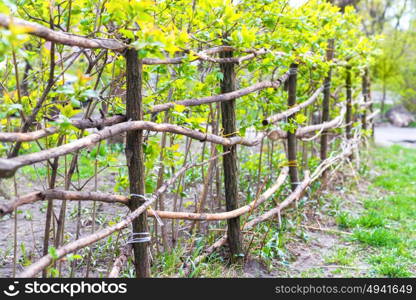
(263, 86, 323, 125)
(0, 13, 127, 52)
(150, 71, 290, 114)
(108, 245, 132, 278)
(0, 120, 270, 178)
(0, 115, 126, 142)
(267, 106, 346, 140)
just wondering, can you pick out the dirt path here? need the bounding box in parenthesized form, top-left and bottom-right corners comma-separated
(374, 124, 416, 148)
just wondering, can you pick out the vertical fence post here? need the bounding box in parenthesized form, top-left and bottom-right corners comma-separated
(287, 63, 299, 191)
(345, 65, 353, 139)
(361, 67, 368, 131)
(320, 39, 335, 171)
(125, 49, 150, 278)
(219, 49, 243, 262)
(367, 67, 375, 139)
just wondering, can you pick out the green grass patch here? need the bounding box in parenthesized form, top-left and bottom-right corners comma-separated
(324, 247, 355, 266)
(370, 254, 412, 278)
(353, 228, 400, 247)
(336, 210, 385, 229)
(345, 145, 416, 276)
(355, 211, 385, 228)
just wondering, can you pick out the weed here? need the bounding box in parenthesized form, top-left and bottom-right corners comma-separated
(335, 212, 356, 229)
(355, 211, 384, 228)
(324, 247, 355, 266)
(353, 228, 400, 247)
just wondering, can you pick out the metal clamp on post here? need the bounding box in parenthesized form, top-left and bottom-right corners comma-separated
(127, 232, 151, 244)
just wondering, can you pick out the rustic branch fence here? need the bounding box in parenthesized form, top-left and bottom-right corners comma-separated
(0, 14, 377, 278)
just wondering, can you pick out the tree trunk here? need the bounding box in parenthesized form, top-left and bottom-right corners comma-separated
(362, 68, 368, 131)
(125, 49, 150, 278)
(381, 80, 386, 117)
(287, 63, 299, 191)
(320, 39, 335, 168)
(368, 69, 375, 138)
(346, 65, 353, 139)
(219, 50, 243, 262)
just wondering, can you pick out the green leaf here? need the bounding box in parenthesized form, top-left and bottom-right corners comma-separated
(174, 104, 187, 113)
(295, 113, 307, 124)
(81, 89, 99, 99)
(48, 246, 58, 260)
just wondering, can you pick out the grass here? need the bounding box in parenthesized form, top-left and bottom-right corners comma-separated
(352, 228, 400, 247)
(335, 210, 385, 229)
(369, 254, 413, 277)
(332, 145, 416, 277)
(324, 247, 355, 266)
(150, 238, 243, 278)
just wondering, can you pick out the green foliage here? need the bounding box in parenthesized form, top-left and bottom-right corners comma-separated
(335, 211, 355, 228)
(324, 247, 355, 266)
(48, 246, 59, 260)
(370, 254, 412, 278)
(0, 0, 375, 130)
(365, 0, 416, 112)
(0, 0, 380, 278)
(336, 210, 385, 229)
(353, 228, 400, 247)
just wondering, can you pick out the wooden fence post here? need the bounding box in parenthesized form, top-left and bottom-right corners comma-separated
(367, 68, 375, 139)
(361, 68, 369, 131)
(287, 63, 299, 191)
(125, 49, 150, 278)
(345, 65, 353, 139)
(320, 39, 335, 169)
(219, 49, 243, 262)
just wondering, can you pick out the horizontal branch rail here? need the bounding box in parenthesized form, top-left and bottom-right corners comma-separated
(0, 13, 126, 52)
(149, 71, 290, 114)
(0, 115, 126, 142)
(297, 110, 345, 138)
(0, 73, 290, 143)
(267, 106, 346, 140)
(0, 14, 272, 65)
(0, 190, 129, 215)
(0, 167, 289, 219)
(263, 86, 323, 125)
(143, 48, 273, 65)
(0, 120, 267, 178)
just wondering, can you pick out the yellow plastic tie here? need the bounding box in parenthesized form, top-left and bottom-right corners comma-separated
(220, 129, 240, 137)
(283, 160, 298, 167)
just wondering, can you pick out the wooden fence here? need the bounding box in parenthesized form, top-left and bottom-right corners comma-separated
(0, 14, 378, 278)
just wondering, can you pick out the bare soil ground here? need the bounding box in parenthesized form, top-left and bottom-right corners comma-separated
(0, 163, 130, 277)
(273, 179, 373, 278)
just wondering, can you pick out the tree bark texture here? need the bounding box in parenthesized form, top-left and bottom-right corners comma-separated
(287, 63, 299, 191)
(320, 39, 335, 164)
(125, 49, 150, 278)
(219, 50, 243, 262)
(346, 65, 353, 139)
